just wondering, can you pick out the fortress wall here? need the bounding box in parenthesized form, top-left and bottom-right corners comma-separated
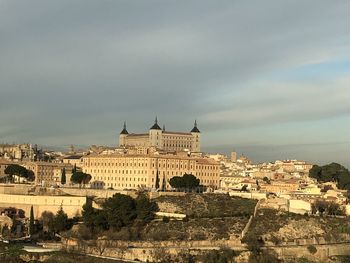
(0, 193, 86, 219)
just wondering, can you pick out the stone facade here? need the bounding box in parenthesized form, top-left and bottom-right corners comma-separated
(0, 143, 36, 161)
(119, 118, 201, 152)
(25, 162, 73, 186)
(82, 153, 220, 190)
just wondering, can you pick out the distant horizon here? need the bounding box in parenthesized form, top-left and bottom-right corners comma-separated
(3, 140, 346, 169)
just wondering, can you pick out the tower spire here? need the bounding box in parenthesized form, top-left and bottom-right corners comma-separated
(163, 124, 165, 131)
(150, 116, 161, 130)
(191, 119, 200, 133)
(120, 121, 128, 134)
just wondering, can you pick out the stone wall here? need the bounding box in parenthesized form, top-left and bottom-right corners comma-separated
(59, 187, 138, 199)
(0, 193, 86, 219)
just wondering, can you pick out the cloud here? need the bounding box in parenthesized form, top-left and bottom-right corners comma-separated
(1, 0, 350, 165)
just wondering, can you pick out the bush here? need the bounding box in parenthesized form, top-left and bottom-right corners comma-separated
(200, 248, 237, 263)
(307, 245, 317, 255)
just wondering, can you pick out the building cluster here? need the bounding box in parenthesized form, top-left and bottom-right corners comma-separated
(0, 143, 36, 161)
(1, 117, 350, 223)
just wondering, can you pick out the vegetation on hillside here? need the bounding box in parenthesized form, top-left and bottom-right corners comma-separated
(82, 193, 158, 233)
(169, 173, 200, 191)
(309, 163, 350, 190)
(243, 208, 350, 251)
(156, 194, 257, 218)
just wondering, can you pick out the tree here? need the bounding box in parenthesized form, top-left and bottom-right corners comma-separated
(102, 193, 137, 230)
(61, 167, 66, 185)
(41, 211, 54, 234)
(53, 206, 68, 233)
(29, 205, 35, 235)
(135, 194, 158, 223)
(263, 177, 271, 184)
(4, 164, 32, 183)
(71, 171, 92, 188)
(309, 163, 350, 190)
(169, 173, 200, 191)
(161, 176, 166, 191)
(311, 200, 344, 216)
(240, 184, 249, 192)
(312, 200, 327, 216)
(201, 247, 237, 263)
(82, 201, 108, 232)
(155, 171, 160, 189)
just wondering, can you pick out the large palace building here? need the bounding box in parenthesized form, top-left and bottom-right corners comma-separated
(82, 153, 220, 190)
(119, 118, 201, 152)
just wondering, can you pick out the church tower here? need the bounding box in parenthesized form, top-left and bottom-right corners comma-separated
(119, 121, 128, 146)
(149, 117, 163, 148)
(191, 120, 201, 152)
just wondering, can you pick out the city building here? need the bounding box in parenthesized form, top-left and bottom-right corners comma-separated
(0, 159, 13, 179)
(119, 118, 201, 152)
(0, 144, 36, 161)
(82, 152, 220, 190)
(63, 155, 84, 168)
(25, 162, 73, 186)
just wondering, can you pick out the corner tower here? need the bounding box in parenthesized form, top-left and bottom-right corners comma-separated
(149, 117, 162, 148)
(191, 120, 201, 152)
(119, 121, 128, 146)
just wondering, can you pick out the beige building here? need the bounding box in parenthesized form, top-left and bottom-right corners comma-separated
(63, 155, 83, 168)
(0, 159, 13, 178)
(0, 144, 35, 161)
(82, 153, 220, 190)
(25, 162, 73, 186)
(260, 179, 300, 194)
(119, 118, 201, 152)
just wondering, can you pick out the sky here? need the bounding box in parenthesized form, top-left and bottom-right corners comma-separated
(1, 0, 350, 166)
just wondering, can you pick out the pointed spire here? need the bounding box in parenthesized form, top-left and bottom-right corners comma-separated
(120, 121, 128, 134)
(150, 116, 162, 130)
(191, 119, 200, 133)
(163, 124, 165, 131)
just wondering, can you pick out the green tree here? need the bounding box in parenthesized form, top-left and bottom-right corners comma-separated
(102, 193, 136, 230)
(53, 206, 68, 233)
(29, 205, 35, 235)
(155, 172, 160, 189)
(41, 211, 54, 234)
(263, 177, 270, 184)
(169, 173, 200, 191)
(309, 163, 350, 190)
(201, 247, 237, 263)
(240, 184, 249, 192)
(71, 171, 92, 188)
(4, 164, 31, 183)
(82, 201, 108, 231)
(61, 167, 66, 185)
(135, 194, 158, 223)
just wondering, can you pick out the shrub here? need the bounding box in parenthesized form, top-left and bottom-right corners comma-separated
(307, 245, 317, 255)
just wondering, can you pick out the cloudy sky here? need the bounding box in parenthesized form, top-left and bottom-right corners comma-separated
(1, 0, 350, 166)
